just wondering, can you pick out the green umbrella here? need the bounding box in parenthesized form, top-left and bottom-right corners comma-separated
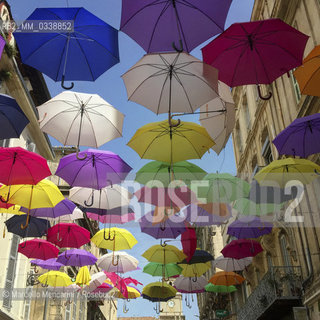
(197, 173, 250, 203)
(205, 283, 237, 293)
(143, 262, 182, 278)
(233, 198, 283, 216)
(135, 161, 206, 187)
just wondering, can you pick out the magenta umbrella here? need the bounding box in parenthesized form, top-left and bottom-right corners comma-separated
(221, 239, 263, 259)
(202, 19, 309, 99)
(181, 224, 197, 263)
(85, 206, 135, 224)
(18, 239, 59, 260)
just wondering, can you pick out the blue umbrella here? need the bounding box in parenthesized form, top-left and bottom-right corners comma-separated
(0, 94, 29, 139)
(5, 215, 50, 238)
(14, 7, 119, 89)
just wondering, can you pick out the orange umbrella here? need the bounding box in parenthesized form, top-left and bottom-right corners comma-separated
(209, 271, 245, 286)
(294, 45, 320, 97)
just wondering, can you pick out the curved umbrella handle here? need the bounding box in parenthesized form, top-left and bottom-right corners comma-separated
(109, 231, 116, 241)
(38, 112, 47, 124)
(160, 239, 168, 247)
(84, 192, 94, 207)
(172, 39, 183, 53)
(20, 213, 30, 230)
(76, 149, 87, 161)
(257, 85, 272, 100)
(33, 265, 39, 274)
(123, 304, 129, 313)
(61, 75, 74, 90)
(192, 275, 197, 282)
(103, 228, 110, 240)
(111, 253, 119, 266)
(20, 241, 27, 249)
(168, 116, 181, 128)
(0, 195, 9, 203)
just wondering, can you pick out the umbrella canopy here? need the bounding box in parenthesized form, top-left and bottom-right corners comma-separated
(205, 283, 237, 293)
(227, 216, 273, 239)
(180, 249, 213, 264)
(14, 8, 119, 86)
(57, 249, 97, 267)
(47, 223, 90, 248)
(142, 244, 186, 264)
(104, 272, 129, 298)
(86, 209, 135, 225)
(5, 215, 50, 238)
(0, 205, 24, 215)
(37, 91, 124, 150)
(181, 225, 197, 263)
(76, 266, 91, 286)
(69, 185, 132, 210)
(128, 120, 214, 163)
(120, 0, 232, 53)
(202, 19, 309, 91)
(143, 263, 182, 278)
(142, 282, 177, 301)
(200, 81, 235, 155)
(56, 149, 132, 189)
(91, 227, 138, 250)
(254, 158, 320, 188)
(18, 239, 59, 260)
(0, 94, 29, 139)
(31, 258, 63, 271)
(233, 198, 282, 216)
(209, 271, 245, 286)
(38, 271, 72, 287)
(53, 207, 84, 222)
(212, 256, 253, 272)
(221, 239, 263, 259)
(0, 147, 51, 185)
(92, 282, 113, 294)
(135, 161, 206, 187)
(294, 45, 320, 97)
(122, 52, 218, 114)
(114, 286, 141, 299)
(97, 252, 138, 273)
(179, 261, 211, 277)
(174, 275, 207, 293)
(273, 113, 320, 158)
(88, 272, 107, 291)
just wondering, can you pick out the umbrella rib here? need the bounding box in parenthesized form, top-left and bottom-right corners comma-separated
(83, 109, 99, 147)
(253, 45, 272, 84)
(63, 109, 83, 145)
(156, 71, 170, 114)
(171, 71, 194, 112)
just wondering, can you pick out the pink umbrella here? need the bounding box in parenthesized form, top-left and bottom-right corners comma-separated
(221, 239, 263, 259)
(104, 272, 128, 299)
(18, 239, 59, 260)
(123, 277, 143, 287)
(47, 223, 90, 248)
(86, 208, 135, 224)
(92, 282, 113, 294)
(181, 223, 197, 263)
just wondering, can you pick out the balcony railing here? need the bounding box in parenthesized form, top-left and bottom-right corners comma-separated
(237, 266, 302, 320)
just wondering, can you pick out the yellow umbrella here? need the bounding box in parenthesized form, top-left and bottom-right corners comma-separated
(179, 261, 211, 277)
(0, 179, 64, 228)
(254, 158, 320, 188)
(209, 271, 245, 286)
(91, 227, 137, 250)
(75, 266, 91, 286)
(142, 244, 186, 264)
(38, 271, 72, 287)
(127, 120, 215, 163)
(0, 205, 25, 215)
(142, 282, 177, 300)
(114, 286, 141, 299)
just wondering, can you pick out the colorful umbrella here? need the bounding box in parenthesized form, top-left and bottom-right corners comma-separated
(55, 149, 132, 189)
(209, 271, 245, 286)
(122, 52, 218, 115)
(142, 282, 177, 301)
(104, 271, 129, 298)
(0, 147, 51, 185)
(273, 113, 320, 158)
(47, 223, 90, 248)
(212, 256, 252, 272)
(202, 19, 309, 99)
(233, 198, 282, 216)
(38, 271, 72, 287)
(294, 45, 320, 97)
(221, 239, 263, 259)
(88, 272, 107, 291)
(179, 261, 211, 277)
(142, 244, 186, 264)
(92, 282, 113, 294)
(181, 225, 197, 263)
(180, 249, 213, 264)
(86, 207, 135, 225)
(143, 262, 182, 279)
(57, 249, 97, 266)
(227, 216, 273, 239)
(76, 266, 91, 286)
(0, 94, 29, 139)
(254, 158, 320, 187)
(174, 275, 207, 293)
(14, 8, 119, 89)
(200, 81, 235, 155)
(18, 239, 59, 260)
(97, 252, 138, 273)
(114, 286, 141, 299)
(31, 258, 63, 271)
(0, 205, 23, 214)
(120, 0, 232, 53)
(37, 92, 124, 154)
(205, 283, 237, 293)
(53, 207, 84, 222)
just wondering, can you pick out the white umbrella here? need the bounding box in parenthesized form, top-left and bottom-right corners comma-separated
(37, 91, 124, 155)
(200, 81, 235, 155)
(49, 207, 84, 223)
(174, 275, 207, 293)
(87, 272, 107, 291)
(97, 252, 139, 273)
(122, 52, 218, 115)
(69, 185, 133, 209)
(213, 256, 252, 272)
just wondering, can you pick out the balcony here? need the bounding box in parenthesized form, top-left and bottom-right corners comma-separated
(237, 266, 303, 320)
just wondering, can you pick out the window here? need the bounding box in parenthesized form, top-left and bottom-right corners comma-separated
(261, 136, 273, 165)
(65, 302, 71, 320)
(0, 139, 10, 147)
(280, 235, 292, 267)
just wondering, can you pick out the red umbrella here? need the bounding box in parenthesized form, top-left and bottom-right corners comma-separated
(92, 282, 113, 294)
(123, 277, 143, 287)
(104, 272, 128, 298)
(18, 239, 59, 260)
(221, 239, 263, 260)
(47, 223, 90, 248)
(181, 223, 197, 263)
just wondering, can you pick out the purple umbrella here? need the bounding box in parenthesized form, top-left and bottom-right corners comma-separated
(55, 149, 132, 190)
(273, 113, 320, 158)
(227, 216, 273, 239)
(31, 258, 63, 271)
(57, 249, 97, 267)
(139, 210, 186, 239)
(120, 0, 232, 53)
(21, 198, 76, 219)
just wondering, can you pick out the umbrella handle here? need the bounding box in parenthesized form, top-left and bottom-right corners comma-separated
(314, 169, 320, 176)
(84, 192, 94, 207)
(192, 275, 197, 282)
(162, 276, 170, 282)
(76, 149, 87, 161)
(20, 213, 30, 230)
(33, 265, 39, 274)
(160, 223, 166, 231)
(168, 115, 181, 128)
(172, 39, 183, 53)
(103, 228, 110, 240)
(20, 241, 27, 249)
(109, 231, 116, 241)
(123, 304, 129, 313)
(41, 283, 48, 288)
(38, 112, 47, 124)
(160, 239, 168, 247)
(61, 75, 74, 90)
(111, 254, 119, 266)
(0, 195, 8, 203)
(257, 85, 272, 100)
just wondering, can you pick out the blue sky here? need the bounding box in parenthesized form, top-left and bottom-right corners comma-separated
(10, 0, 254, 318)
